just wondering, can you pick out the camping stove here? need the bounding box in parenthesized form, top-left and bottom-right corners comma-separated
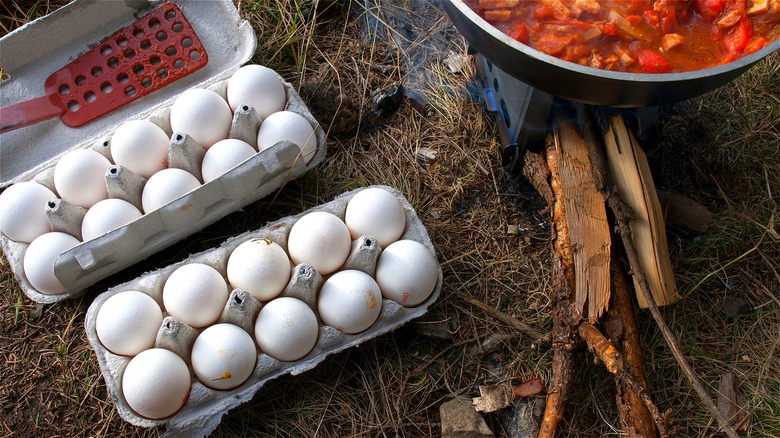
(472, 52, 660, 173)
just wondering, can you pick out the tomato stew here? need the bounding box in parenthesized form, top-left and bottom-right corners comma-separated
(466, 0, 780, 73)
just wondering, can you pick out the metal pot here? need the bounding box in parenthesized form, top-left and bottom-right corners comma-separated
(442, 0, 780, 108)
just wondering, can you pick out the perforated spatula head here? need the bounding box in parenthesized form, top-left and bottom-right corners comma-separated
(0, 2, 207, 133)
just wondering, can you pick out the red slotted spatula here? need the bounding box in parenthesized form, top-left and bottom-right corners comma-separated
(0, 2, 207, 134)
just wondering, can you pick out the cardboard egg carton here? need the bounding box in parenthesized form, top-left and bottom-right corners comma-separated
(0, 0, 326, 303)
(84, 185, 442, 437)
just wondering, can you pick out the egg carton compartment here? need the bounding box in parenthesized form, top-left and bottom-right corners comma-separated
(84, 185, 442, 437)
(0, 0, 327, 303)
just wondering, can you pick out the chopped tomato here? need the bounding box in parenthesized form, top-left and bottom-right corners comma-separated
(643, 10, 660, 28)
(723, 15, 752, 53)
(694, 0, 725, 22)
(509, 22, 530, 44)
(637, 49, 673, 73)
(660, 8, 678, 33)
(744, 36, 768, 54)
(597, 22, 619, 36)
(627, 15, 643, 24)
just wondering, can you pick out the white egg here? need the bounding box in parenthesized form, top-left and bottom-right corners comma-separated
(201, 139, 256, 183)
(95, 290, 162, 356)
(110, 120, 170, 179)
(256, 111, 317, 164)
(254, 297, 318, 362)
(287, 211, 351, 275)
(122, 348, 191, 419)
(318, 269, 382, 334)
(81, 198, 143, 242)
(227, 64, 287, 120)
(375, 240, 438, 307)
(191, 323, 257, 390)
(141, 168, 200, 213)
(162, 263, 229, 328)
(344, 187, 406, 249)
(0, 182, 56, 243)
(169, 88, 232, 148)
(53, 149, 111, 209)
(23, 231, 80, 295)
(226, 238, 291, 301)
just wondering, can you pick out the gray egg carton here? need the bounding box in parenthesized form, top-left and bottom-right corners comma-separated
(0, 0, 326, 303)
(84, 185, 442, 437)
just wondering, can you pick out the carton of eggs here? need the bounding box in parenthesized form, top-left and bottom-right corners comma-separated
(0, 63, 326, 304)
(84, 186, 442, 435)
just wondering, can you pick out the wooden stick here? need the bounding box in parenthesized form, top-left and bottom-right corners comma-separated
(578, 322, 622, 374)
(607, 254, 659, 437)
(537, 124, 581, 438)
(537, 253, 578, 438)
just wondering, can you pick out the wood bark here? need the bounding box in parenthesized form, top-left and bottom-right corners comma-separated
(606, 254, 659, 437)
(537, 253, 578, 438)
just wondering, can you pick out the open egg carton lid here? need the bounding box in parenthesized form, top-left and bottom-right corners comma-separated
(84, 185, 443, 436)
(0, 0, 327, 303)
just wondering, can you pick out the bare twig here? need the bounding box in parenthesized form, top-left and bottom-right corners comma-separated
(453, 290, 548, 345)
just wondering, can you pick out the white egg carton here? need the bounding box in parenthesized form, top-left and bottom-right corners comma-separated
(0, 0, 326, 303)
(84, 185, 442, 437)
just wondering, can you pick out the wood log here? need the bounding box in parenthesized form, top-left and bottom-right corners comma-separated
(551, 116, 611, 321)
(606, 254, 658, 437)
(602, 115, 679, 308)
(539, 115, 612, 437)
(537, 124, 581, 438)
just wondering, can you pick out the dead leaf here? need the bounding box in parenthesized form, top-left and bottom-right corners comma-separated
(717, 373, 749, 431)
(473, 384, 512, 413)
(512, 377, 544, 398)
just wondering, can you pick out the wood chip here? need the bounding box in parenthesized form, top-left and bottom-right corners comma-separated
(657, 190, 713, 234)
(417, 146, 437, 163)
(717, 373, 749, 431)
(473, 384, 513, 413)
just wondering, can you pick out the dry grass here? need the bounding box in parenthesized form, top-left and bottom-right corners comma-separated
(1, 1, 779, 437)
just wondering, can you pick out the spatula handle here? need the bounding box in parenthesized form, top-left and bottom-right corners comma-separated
(0, 95, 65, 134)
